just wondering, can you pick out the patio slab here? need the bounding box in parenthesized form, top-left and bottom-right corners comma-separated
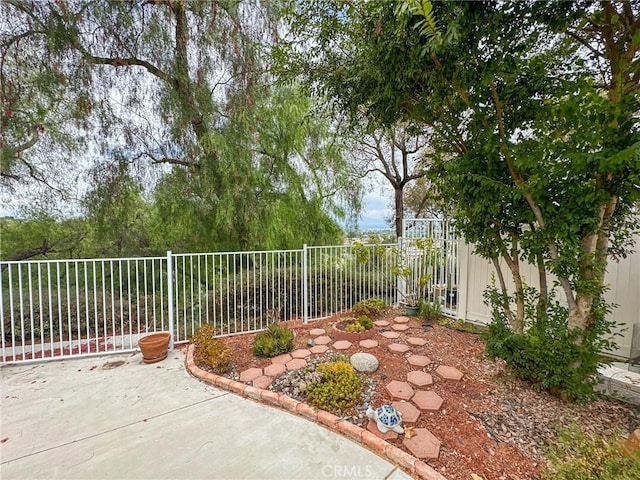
(388, 343, 410, 353)
(332, 340, 352, 350)
(403, 428, 441, 460)
(381, 331, 401, 339)
(391, 401, 421, 424)
(407, 371, 434, 388)
(309, 345, 329, 354)
(313, 335, 332, 345)
(406, 337, 428, 346)
(385, 380, 415, 401)
(392, 324, 410, 332)
(412, 391, 444, 411)
(435, 365, 464, 381)
(407, 355, 432, 367)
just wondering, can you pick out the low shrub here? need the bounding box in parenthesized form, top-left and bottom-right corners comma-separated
(352, 298, 386, 317)
(305, 361, 364, 414)
(357, 315, 373, 330)
(190, 324, 234, 374)
(344, 322, 365, 333)
(418, 300, 442, 321)
(543, 424, 640, 480)
(252, 322, 295, 358)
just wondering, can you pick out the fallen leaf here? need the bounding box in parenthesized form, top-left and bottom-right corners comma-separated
(471, 474, 484, 480)
(404, 426, 416, 438)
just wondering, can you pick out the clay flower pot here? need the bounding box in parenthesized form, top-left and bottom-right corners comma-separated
(138, 332, 171, 364)
(333, 321, 375, 342)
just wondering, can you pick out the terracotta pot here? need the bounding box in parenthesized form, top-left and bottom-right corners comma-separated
(333, 321, 375, 342)
(138, 332, 171, 364)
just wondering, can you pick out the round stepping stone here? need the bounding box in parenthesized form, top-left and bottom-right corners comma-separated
(285, 358, 307, 370)
(359, 339, 379, 349)
(412, 391, 444, 411)
(310, 328, 326, 336)
(264, 363, 287, 376)
(435, 365, 464, 381)
(385, 380, 415, 401)
(350, 352, 379, 373)
(407, 355, 432, 367)
(381, 331, 400, 339)
(393, 316, 410, 324)
(388, 343, 410, 353)
(391, 401, 421, 424)
(406, 337, 427, 346)
(291, 349, 311, 359)
(403, 428, 441, 460)
(271, 353, 292, 365)
(407, 371, 433, 388)
(366, 419, 398, 440)
(239, 367, 263, 383)
(333, 340, 352, 350)
(310, 345, 329, 354)
(252, 375, 273, 390)
(374, 320, 390, 327)
(392, 324, 410, 332)
(314, 335, 332, 345)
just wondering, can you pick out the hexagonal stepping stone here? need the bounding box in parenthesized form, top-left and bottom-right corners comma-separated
(392, 324, 410, 332)
(388, 343, 410, 353)
(285, 358, 307, 371)
(310, 345, 329, 354)
(374, 320, 390, 327)
(333, 340, 352, 350)
(271, 353, 292, 365)
(239, 367, 263, 383)
(264, 363, 287, 377)
(310, 328, 326, 336)
(406, 337, 428, 346)
(435, 365, 464, 381)
(412, 391, 444, 411)
(252, 375, 273, 390)
(366, 419, 398, 440)
(381, 331, 400, 339)
(403, 428, 441, 459)
(393, 316, 410, 324)
(391, 401, 421, 424)
(291, 348, 311, 359)
(385, 380, 415, 401)
(314, 335, 332, 345)
(359, 339, 379, 349)
(407, 355, 432, 367)
(407, 371, 433, 388)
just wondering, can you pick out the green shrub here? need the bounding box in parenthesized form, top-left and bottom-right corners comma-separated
(252, 322, 295, 358)
(190, 324, 234, 374)
(418, 300, 442, 321)
(352, 298, 386, 317)
(345, 321, 365, 333)
(543, 424, 640, 480)
(305, 361, 364, 414)
(357, 315, 373, 330)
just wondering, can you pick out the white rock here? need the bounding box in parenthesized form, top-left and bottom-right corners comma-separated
(350, 352, 379, 373)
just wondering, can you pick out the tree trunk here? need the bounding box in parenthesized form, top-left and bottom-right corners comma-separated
(395, 186, 404, 238)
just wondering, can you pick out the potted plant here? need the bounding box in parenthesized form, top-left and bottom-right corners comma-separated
(333, 316, 375, 342)
(138, 331, 172, 364)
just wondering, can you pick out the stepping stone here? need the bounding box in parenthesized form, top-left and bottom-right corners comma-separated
(403, 428, 441, 460)
(374, 320, 390, 327)
(350, 352, 379, 373)
(291, 349, 311, 359)
(366, 419, 399, 440)
(407, 371, 433, 388)
(310, 345, 329, 354)
(385, 380, 415, 401)
(264, 363, 287, 376)
(285, 358, 307, 371)
(239, 367, 263, 383)
(407, 355, 432, 367)
(271, 353, 292, 365)
(359, 339, 378, 349)
(391, 401, 421, 424)
(381, 331, 400, 339)
(435, 365, 464, 381)
(392, 324, 410, 332)
(412, 391, 444, 411)
(252, 375, 273, 390)
(407, 337, 427, 346)
(388, 343, 410, 353)
(333, 340, 352, 350)
(314, 335, 332, 345)
(310, 328, 326, 336)
(394, 316, 410, 324)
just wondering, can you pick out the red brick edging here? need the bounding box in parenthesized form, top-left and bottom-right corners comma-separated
(185, 345, 447, 480)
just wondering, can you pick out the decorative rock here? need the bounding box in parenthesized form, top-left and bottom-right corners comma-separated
(314, 335, 332, 345)
(374, 320, 390, 327)
(271, 353, 293, 365)
(309, 328, 326, 336)
(366, 405, 404, 434)
(264, 363, 287, 377)
(435, 365, 464, 381)
(291, 349, 311, 359)
(393, 316, 410, 324)
(366, 419, 398, 440)
(359, 339, 379, 349)
(385, 380, 415, 401)
(391, 401, 421, 424)
(252, 375, 273, 390)
(310, 345, 329, 354)
(407, 337, 428, 346)
(412, 391, 444, 411)
(239, 367, 263, 383)
(392, 324, 410, 332)
(285, 358, 307, 371)
(388, 343, 410, 353)
(407, 371, 434, 388)
(333, 340, 352, 350)
(350, 352, 379, 373)
(381, 331, 401, 339)
(403, 428, 441, 459)
(407, 355, 432, 367)
(306, 338, 315, 347)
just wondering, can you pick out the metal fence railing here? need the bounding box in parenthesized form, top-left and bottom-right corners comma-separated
(1, 225, 459, 364)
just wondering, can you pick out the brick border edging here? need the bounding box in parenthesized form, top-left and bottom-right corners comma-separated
(185, 345, 447, 480)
